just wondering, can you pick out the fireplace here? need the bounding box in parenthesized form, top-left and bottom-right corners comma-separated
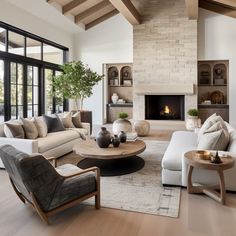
(145, 95, 185, 120)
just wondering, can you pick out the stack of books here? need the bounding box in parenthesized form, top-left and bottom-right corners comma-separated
(126, 132, 138, 141)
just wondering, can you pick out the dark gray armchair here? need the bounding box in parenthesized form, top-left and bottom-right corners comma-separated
(0, 144, 100, 224)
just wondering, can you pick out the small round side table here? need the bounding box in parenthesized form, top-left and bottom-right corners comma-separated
(184, 150, 234, 205)
(133, 120, 150, 137)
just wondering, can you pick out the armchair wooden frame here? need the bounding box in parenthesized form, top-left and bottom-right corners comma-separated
(9, 166, 100, 224)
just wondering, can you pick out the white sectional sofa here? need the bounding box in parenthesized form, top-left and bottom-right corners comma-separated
(0, 121, 90, 168)
(162, 123, 236, 191)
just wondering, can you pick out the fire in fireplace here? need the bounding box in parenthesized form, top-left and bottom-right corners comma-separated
(145, 95, 185, 120)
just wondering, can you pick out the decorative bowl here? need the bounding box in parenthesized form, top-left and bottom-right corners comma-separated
(196, 150, 211, 160)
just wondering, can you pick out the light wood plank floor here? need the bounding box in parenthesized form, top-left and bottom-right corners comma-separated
(1, 122, 236, 236)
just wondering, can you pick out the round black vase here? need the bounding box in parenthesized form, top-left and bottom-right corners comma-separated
(96, 127, 111, 148)
(112, 135, 120, 147)
(119, 131, 127, 143)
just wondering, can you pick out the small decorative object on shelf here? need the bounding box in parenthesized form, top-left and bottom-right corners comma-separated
(118, 131, 127, 143)
(96, 127, 111, 148)
(112, 135, 120, 147)
(211, 151, 222, 164)
(111, 93, 119, 104)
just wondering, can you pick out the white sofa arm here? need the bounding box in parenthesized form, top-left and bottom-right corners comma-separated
(80, 122, 91, 135)
(0, 137, 38, 154)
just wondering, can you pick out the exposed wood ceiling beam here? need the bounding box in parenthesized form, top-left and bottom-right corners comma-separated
(63, 0, 88, 14)
(109, 0, 141, 25)
(75, 0, 111, 24)
(85, 9, 119, 30)
(200, 0, 236, 18)
(185, 0, 199, 19)
(209, 0, 236, 10)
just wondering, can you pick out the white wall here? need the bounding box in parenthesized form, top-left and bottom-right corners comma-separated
(198, 8, 236, 127)
(0, 0, 74, 59)
(74, 14, 133, 124)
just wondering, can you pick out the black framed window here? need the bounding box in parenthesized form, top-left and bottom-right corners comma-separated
(0, 21, 69, 121)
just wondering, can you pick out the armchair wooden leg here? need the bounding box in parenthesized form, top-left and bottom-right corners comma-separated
(95, 193, 100, 209)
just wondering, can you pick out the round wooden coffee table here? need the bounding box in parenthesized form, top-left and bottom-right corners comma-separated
(184, 150, 234, 205)
(73, 139, 146, 176)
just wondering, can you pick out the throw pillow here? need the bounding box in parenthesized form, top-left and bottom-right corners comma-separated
(72, 111, 83, 128)
(33, 117, 48, 137)
(60, 112, 75, 128)
(20, 117, 38, 139)
(43, 114, 65, 133)
(4, 123, 25, 139)
(197, 121, 230, 150)
(197, 114, 224, 143)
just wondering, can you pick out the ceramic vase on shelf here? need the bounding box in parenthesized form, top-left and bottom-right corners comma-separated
(111, 93, 119, 104)
(96, 127, 111, 148)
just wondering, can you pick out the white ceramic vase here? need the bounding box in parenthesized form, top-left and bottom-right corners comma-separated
(111, 93, 119, 104)
(112, 118, 132, 135)
(185, 116, 201, 131)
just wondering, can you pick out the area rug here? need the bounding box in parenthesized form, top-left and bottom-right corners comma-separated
(80, 140, 181, 218)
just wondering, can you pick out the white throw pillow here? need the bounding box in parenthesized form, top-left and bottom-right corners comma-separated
(198, 121, 230, 150)
(33, 117, 48, 137)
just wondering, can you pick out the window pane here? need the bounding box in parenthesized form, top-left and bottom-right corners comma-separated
(0, 60, 4, 122)
(26, 37, 42, 60)
(11, 62, 16, 84)
(18, 106, 23, 118)
(45, 69, 53, 114)
(8, 31, 25, 56)
(33, 67, 38, 85)
(27, 105, 32, 117)
(0, 27, 6, 52)
(18, 85, 23, 105)
(33, 86, 38, 104)
(43, 43, 63, 65)
(28, 86, 32, 104)
(11, 106, 16, 119)
(11, 85, 16, 105)
(27, 66, 32, 85)
(18, 64, 23, 85)
(34, 105, 38, 117)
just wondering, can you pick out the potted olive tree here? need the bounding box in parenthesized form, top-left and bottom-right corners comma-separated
(51, 61, 103, 111)
(186, 108, 201, 131)
(112, 112, 132, 135)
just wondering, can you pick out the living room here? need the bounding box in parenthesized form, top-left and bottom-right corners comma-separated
(0, 0, 236, 235)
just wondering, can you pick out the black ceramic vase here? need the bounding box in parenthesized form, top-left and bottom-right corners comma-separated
(119, 131, 127, 143)
(96, 127, 111, 148)
(112, 135, 120, 147)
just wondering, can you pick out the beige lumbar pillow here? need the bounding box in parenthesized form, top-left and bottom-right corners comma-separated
(60, 112, 75, 128)
(4, 123, 25, 139)
(198, 120, 229, 150)
(20, 117, 38, 139)
(33, 117, 48, 137)
(72, 111, 82, 128)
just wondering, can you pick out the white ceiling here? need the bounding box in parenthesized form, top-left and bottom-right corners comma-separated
(6, 0, 83, 33)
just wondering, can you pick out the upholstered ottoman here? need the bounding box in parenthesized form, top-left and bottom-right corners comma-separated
(133, 120, 150, 137)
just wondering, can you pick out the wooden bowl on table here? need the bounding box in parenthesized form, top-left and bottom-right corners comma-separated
(196, 150, 211, 160)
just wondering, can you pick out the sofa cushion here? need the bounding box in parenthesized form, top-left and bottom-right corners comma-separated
(20, 117, 38, 139)
(43, 114, 65, 133)
(37, 130, 80, 153)
(225, 123, 236, 153)
(60, 112, 75, 128)
(33, 117, 48, 137)
(162, 131, 197, 171)
(72, 112, 82, 128)
(198, 121, 229, 150)
(4, 123, 25, 139)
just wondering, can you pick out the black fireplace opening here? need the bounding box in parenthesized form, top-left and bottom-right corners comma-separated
(145, 95, 185, 120)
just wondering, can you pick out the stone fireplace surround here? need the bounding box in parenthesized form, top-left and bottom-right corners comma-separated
(132, 0, 198, 121)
